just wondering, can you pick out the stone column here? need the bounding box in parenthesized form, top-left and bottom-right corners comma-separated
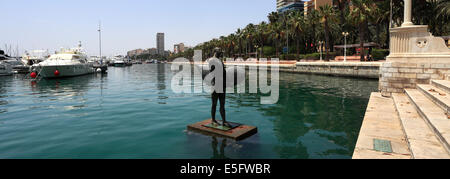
(402, 0, 413, 27)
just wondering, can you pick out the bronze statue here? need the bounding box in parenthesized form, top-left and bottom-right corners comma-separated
(209, 48, 231, 128)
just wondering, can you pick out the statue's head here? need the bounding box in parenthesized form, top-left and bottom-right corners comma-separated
(213, 47, 223, 59)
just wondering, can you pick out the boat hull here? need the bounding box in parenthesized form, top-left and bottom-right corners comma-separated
(13, 65, 31, 74)
(0, 63, 13, 76)
(114, 63, 126, 67)
(35, 64, 95, 78)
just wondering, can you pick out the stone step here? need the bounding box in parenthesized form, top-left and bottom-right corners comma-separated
(405, 89, 450, 153)
(417, 84, 450, 113)
(392, 93, 450, 158)
(432, 80, 450, 94)
(353, 93, 412, 159)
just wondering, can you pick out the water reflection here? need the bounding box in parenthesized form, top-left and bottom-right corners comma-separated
(261, 74, 376, 158)
(0, 77, 8, 114)
(30, 75, 96, 93)
(220, 72, 377, 158)
(28, 74, 99, 111)
(157, 64, 167, 104)
(211, 137, 228, 159)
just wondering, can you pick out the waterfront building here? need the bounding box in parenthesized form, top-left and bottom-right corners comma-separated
(174, 43, 185, 54)
(303, 0, 333, 16)
(127, 49, 144, 57)
(157, 33, 165, 56)
(277, 0, 304, 13)
(146, 48, 158, 55)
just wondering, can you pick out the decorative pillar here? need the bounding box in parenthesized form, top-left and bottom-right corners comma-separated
(402, 0, 413, 27)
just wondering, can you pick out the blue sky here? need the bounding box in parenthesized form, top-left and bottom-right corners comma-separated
(1, 0, 275, 56)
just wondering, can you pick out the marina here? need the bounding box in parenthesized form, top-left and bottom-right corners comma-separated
(0, 64, 377, 159)
(0, 0, 449, 162)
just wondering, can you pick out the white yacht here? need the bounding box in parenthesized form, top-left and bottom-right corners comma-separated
(32, 42, 95, 78)
(22, 50, 50, 66)
(112, 56, 126, 67)
(8, 58, 28, 74)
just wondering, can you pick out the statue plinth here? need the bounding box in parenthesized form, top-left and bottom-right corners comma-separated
(387, 25, 450, 62)
(380, 25, 450, 97)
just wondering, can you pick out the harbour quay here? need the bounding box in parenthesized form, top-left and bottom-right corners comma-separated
(224, 61, 382, 79)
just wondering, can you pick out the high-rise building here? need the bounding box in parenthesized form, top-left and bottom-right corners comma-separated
(157, 33, 165, 55)
(277, 0, 304, 13)
(303, 0, 333, 16)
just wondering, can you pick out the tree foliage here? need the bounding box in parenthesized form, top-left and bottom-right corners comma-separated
(170, 0, 449, 61)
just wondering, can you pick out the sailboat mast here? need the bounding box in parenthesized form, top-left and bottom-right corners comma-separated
(98, 21, 102, 65)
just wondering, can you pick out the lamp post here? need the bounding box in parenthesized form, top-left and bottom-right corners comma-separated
(342, 32, 349, 62)
(255, 45, 259, 59)
(319, 41, 324, 61)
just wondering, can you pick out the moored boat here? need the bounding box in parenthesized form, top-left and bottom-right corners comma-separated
(31, 42, 95, 78)
(0, 50, 14, 76)
(112, 56, 126, 67)
(22, 50, 50, 66)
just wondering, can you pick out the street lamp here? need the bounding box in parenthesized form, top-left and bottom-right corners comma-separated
(254, 45, 259, 59)
(342, 32, 349, 62)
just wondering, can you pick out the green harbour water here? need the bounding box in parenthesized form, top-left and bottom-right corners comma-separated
(0, 64, 378, 159)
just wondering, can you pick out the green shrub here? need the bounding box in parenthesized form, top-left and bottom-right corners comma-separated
(372, 49, 389, 60)
(304, 53, 321, 60)
(262, 46, 275, 57)
(282, 54, 297, 60)
(298, 54, 305, 60)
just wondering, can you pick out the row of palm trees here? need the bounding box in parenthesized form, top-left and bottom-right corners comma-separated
(171, 0, 449, 61)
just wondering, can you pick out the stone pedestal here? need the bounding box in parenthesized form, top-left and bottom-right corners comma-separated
(380, 25, 450, 97)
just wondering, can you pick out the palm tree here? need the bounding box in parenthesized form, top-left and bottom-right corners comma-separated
(350, 0, 375, 61)
(227, 34, 237, 57)
(306, 10, 320, 54)
(268, 12, 280, 24)
(256, 22, 268, 58)
(318, 4, 336, 60)
(269, 22, 283, 57)
(424, 0, 450, 35)
(436, 0, 450, 34)
(236, 28, 244, 57)
(290, 10, 305, 59)
(436, 0, 450, 18)
(391, 0, 404, 27)
(373, 0, 390, 48)
(280, 13, 292, 54)
(244, 24, 256, 56)
(334, 0, 349, 27)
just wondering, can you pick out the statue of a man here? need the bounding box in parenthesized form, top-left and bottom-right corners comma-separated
(208, 48, 231, 128)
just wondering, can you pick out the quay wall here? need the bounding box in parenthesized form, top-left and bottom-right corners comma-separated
(180, 62, 382, 79)
(291, 62, 381, 79)
(379, 61, 450, 96)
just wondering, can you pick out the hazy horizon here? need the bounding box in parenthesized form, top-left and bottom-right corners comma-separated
(1, 0, 275, 57)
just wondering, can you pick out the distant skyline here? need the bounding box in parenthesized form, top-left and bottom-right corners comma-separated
(1, 0, 275, 56)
